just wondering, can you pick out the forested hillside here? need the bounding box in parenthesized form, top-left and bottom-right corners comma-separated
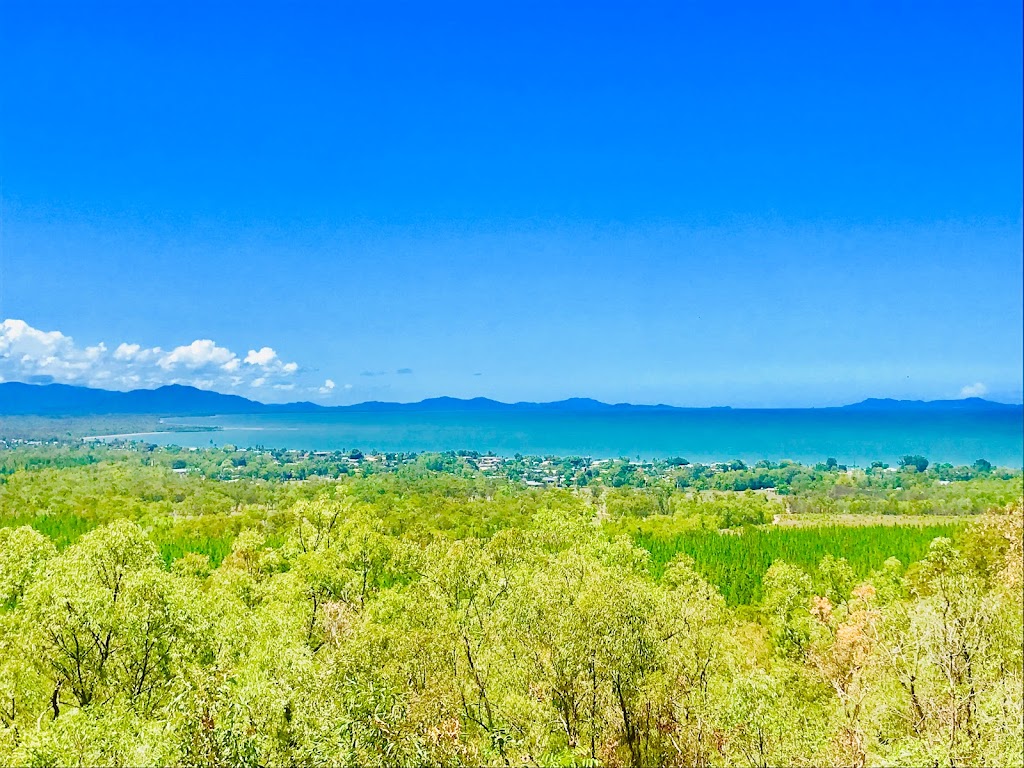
(0, 445, 1021, 766)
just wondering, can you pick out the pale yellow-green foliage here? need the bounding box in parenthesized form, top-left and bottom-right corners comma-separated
(0, 525, 55, 607)
(0, 495, 1020, 767)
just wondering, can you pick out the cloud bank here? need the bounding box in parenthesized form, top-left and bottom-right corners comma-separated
(0, 318, 302, 396)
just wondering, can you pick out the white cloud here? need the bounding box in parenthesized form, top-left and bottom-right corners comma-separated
(113, 343, 141, 360)
(960, 382, 988, 398)
(245, 347, 278, 366)
(318, 378, 336, 394)
(0, 320, 75, 368)
(0, 318, 309, 399)
(0, 319, 67, 351)
(158, 339, 237, 371)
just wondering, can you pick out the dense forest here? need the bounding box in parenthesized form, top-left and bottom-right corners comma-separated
(0, 443, 1021, 766)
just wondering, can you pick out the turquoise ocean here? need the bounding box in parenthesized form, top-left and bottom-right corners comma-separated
(123, 410, 1024, 467)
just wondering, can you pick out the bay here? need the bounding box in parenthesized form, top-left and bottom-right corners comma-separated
(116, 409, 1024, 467)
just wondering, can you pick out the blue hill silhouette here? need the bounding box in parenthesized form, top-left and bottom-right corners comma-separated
(0, 382, 1019, 416)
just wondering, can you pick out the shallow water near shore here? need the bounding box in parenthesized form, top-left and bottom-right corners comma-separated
(106, 409, 1024, 466)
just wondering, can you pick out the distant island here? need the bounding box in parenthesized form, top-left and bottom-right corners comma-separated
(0, 381, 1020, 417)
(839, 397, 1020, 412)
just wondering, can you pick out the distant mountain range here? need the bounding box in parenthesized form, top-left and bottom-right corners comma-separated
(0, 382, 1021, 417)
(839, 397, 1021, 412)
(0, 383, 321, 416)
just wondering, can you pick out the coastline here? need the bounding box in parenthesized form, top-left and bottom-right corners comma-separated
(78, 409, 1024, 468)
(83, 426, 222, 441)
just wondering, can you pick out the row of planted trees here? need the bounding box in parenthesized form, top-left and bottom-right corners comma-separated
(0, 494, 1021, 767)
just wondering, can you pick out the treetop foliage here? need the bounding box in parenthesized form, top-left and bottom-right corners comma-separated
(0, 444, 1020, 765)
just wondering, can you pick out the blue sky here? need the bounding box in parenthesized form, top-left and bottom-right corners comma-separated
(1, 1, 1021, 406)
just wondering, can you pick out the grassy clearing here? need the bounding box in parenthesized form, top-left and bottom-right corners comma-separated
(628, 521, 966, 605)
(0, 512, 279, 568)
(2, 513, 95, 549)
